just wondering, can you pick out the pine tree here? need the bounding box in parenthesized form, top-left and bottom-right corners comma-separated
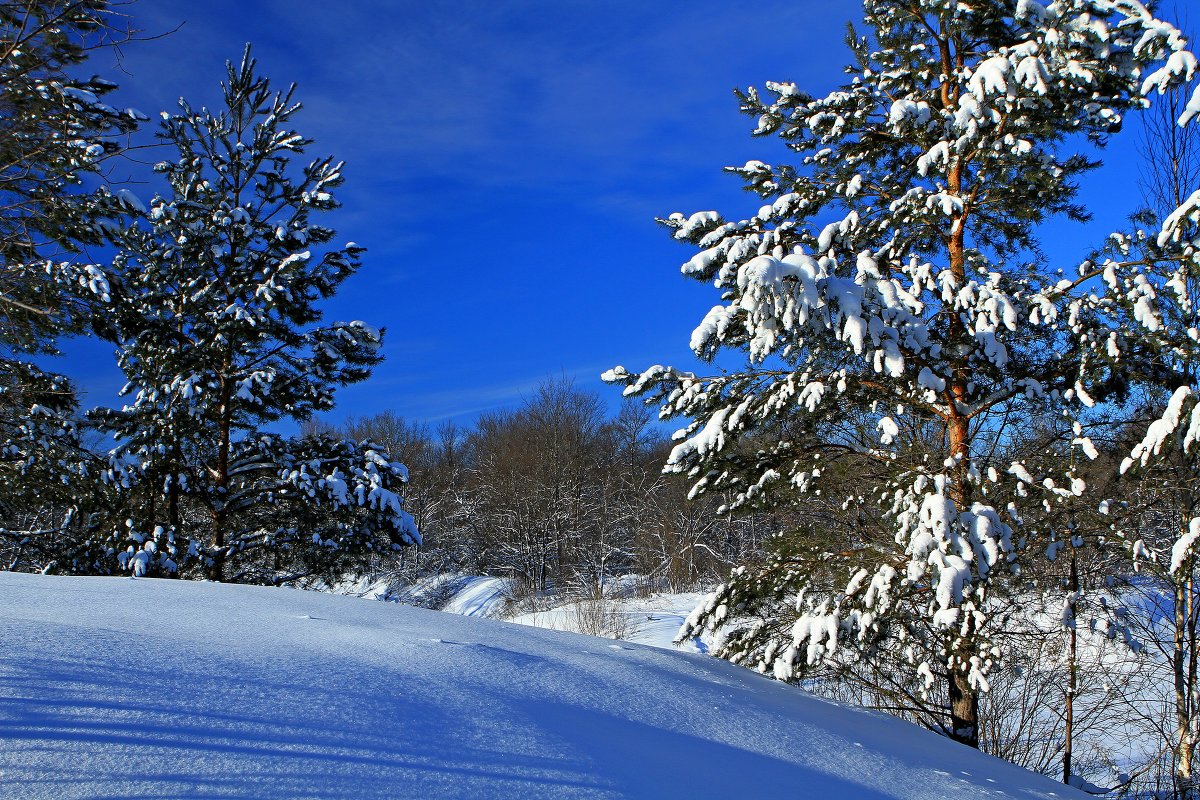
(0, 1, 143, 564)
(606, 0, 1196, 748)
(92, 47, 418, 583)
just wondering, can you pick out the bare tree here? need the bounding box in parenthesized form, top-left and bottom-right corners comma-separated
(1126, 12, 1200, 789)
(1139, 4, 1198, 221)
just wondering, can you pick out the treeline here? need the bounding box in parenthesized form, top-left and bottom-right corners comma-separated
(301, 378, 776, 594)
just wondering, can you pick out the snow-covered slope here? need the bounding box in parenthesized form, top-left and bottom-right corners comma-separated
(0, 572, 1082, 799)
(509, 591, 710, 651)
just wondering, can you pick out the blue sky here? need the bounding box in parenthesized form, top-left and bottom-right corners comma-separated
(58, 0, 1151, 427)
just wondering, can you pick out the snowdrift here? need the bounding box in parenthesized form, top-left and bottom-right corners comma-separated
(0, 572, 1083, 799)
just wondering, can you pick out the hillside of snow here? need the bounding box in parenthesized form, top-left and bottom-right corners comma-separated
(353, 572, 710, 651)
(0, 572, 1084, 799)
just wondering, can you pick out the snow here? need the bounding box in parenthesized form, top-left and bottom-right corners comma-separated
(1183, 84, 1200, 126)
(115, 188, 147, 213)
(969, 56, 1010, 99)
(917, 366, 945, 393)
(877, 416, 900, 445)
(385, 574, 710, 654)
(509, 592, 710, 653)
(441, 575, 514, 617)
(0, 572, 1085, 799)
(887, 99, 931, 126)
(1122, 385, 1194, 473)
(1170, 517, 1200, 576)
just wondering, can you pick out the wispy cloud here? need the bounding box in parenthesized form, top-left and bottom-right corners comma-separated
(117, 1, 832, 195)
(340, 360, 621, 424)
(75, 1, 858, 432)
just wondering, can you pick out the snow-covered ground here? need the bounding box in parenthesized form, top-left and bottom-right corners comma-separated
(322, 572, 709, 651)
(509, 591, 710, 652)
(0, 572, 1086, 799)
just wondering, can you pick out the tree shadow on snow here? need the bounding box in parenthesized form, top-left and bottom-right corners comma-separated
(534, 701, 901, 800)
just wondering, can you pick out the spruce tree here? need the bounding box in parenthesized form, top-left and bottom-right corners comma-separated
(606, 0, 1197, 748)
(93, 48, 418, 583)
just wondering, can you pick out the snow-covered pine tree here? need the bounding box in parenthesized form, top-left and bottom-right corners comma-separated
(92, 47, 418, 583)
(605, 0, 1196, 748)
(0, 1, 143, 564)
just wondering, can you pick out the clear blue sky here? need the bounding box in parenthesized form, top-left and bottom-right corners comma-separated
(57, 0, 1150, 428)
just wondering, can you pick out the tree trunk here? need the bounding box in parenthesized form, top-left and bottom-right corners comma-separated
(945, 345, 978, 749)
(948, 669, 979, 748)
(943, 160, 979, 748)
(1063, 550, 1078, 785)
(167, 442, 182, 533)
(1177, 571, 1197, 799)
(208, 380, 232, 583)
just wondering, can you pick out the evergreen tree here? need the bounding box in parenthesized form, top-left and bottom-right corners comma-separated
(0, 1, 142, 550)
(93, 47, 418, 583)
(606, 0, 1196, 748)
